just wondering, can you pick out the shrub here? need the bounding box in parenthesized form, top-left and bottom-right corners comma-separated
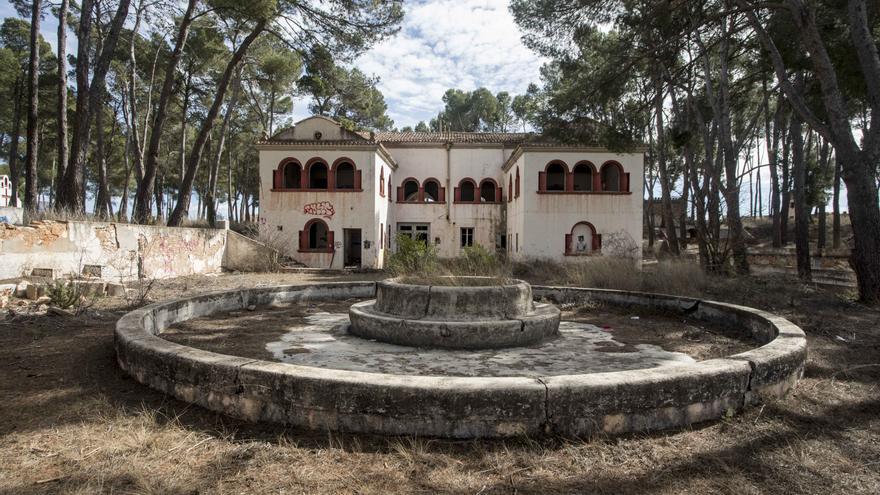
(386, 234, 441, 278)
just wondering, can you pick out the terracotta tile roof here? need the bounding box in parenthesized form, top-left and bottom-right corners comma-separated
(373, 131, 535, 145)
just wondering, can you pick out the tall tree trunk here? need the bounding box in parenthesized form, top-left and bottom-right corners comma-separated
(94, 101, 111, 217)
(24, 0, 42, 211)
(168, 22, 266, 226)
(207, 71, 241, 227)
(133, 0, 197, 224)
(227, 150, 234, 225)
(765, 89, 784, 247)
(653, 72, 680, 255)
(119, 130, 133, 222)
(8, 78, 23, 207)
(56, 0, 69, 208)
(790, 106, 811, 280)
(780, 133, 791, 245)
(816, 137, 830, 250)
(127, 0, 146, 182)
(58, 0, 131, 211)
(832, 154, 841, 248)
(741, 0, 880, 302)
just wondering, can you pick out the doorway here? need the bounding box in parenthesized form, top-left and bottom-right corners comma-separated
(344, 229, 362, 268)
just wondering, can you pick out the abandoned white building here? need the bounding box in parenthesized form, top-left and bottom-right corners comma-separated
(256, 116, 643, 269)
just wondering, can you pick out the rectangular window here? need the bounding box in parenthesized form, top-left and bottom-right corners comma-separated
(460, 227, 474, 248)
(516, 233, 519, 252)
(397, 223, 430, 245)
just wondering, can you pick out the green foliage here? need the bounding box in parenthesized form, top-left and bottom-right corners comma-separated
(429, 87, 518, 132)
(297, 46, 394, 131)
(386, 234, 440, 277)
(46, 280, 83, 310)
(446, 245, 507, 278)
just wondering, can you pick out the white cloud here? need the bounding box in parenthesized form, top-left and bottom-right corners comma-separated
(293, 0, 546, 128)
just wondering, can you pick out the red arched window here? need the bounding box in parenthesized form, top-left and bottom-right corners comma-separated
(331, 157, 362, 191)
(379, 168, 385, 197)
(601, 161, 628, 192)
(572, 161, 596, 192)
(272, 159, 302, 190)
(515, 167, 520, 198)
(539, 161, 568, 192)
(398, 178, 420, 202)
(299, 219, 334, 252)
(423, 178, 445, 202)
(564, 221, 601, 255)
(306, 159, 329, 189)
(479, 178, 501, 203)
(454, 178, 477, 203)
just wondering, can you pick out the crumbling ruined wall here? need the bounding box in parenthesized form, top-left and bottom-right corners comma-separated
(0, 221, 227, 281)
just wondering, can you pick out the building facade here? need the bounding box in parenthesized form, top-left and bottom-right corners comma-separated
(257, 116, 643, 269)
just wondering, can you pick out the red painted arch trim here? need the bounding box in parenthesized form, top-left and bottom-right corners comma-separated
(330, 156, 357, 171)
(277, 157, 302, 171)
(572, 160, 598, 174)
(304, 157, 330, 172)
(544, 160, 570, 174)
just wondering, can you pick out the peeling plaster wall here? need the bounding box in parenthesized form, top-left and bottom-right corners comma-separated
(0, 207, 24, 225)
(0, 221, 227, 281)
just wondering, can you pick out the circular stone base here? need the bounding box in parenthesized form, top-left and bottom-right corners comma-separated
(348, 301, 560, 349)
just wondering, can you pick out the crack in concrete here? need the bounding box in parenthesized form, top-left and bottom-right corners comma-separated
(535, 376, 551, 433)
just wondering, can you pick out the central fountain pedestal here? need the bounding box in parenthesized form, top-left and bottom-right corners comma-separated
(348, 277, 560, 349)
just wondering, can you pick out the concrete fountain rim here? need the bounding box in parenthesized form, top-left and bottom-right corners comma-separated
(114, 281, 807, 438)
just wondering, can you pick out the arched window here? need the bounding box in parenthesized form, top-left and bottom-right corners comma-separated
(283, 161, 302, 189)
(546, 162, 566, 191)
(515, 167, 520, 198)
(573, 162, 594, 192)
(565, 221, 600, 255)
(299, 219, 334, 252)
(387, 176, 392, 201)
(457, 179, 476, 203)
(335, 162, 355, 189)
(308, 161, 328, 189)
(480, 179, 498, 202)
(601, 162, 622, 192)
(402, 178, 419, 202)
(508, 175, 513, 202)
(423, 179, 441, 202)
(379, 168, 385, 197)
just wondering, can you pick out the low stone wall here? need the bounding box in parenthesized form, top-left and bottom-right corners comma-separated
(115, 283, 807, 438)
(0, 220, 278, 282)
(0, 207, 23, 225)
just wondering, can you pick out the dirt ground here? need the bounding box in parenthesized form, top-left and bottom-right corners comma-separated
(1, 271, 879, 494)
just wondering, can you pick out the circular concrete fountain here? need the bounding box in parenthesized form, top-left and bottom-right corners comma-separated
(349, 277, 560, 349)
(115, 281, 807, 438)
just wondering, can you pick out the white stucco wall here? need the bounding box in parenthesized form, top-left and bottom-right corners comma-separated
(515, 150, 644, 261)
(258, 117, 644, 268)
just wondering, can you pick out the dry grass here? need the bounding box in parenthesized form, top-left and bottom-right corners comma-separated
(1, 271, 879, 494)
(512, 257, 709, 297)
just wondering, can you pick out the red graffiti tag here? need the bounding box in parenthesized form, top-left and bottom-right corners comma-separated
(303, 201, 335, 219)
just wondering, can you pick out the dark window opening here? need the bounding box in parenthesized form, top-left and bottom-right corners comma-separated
(403, 180, 419, 201)
(335, 163, 355, 189)
(461, 227, 474, 248)
(547, 163, 565, 191)
(602, 164, 620, 192)
(480, 181, 496, 202)
(424, 180, 440, 202)
(460, 181, 475, 202)
(573, 164, 592, 191)
(309, 163, 328, 189)
(284, 163, 302, 188)
(309, 221, 329, 249)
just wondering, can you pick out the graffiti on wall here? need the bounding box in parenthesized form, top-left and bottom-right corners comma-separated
(303, 201, 335, 219)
